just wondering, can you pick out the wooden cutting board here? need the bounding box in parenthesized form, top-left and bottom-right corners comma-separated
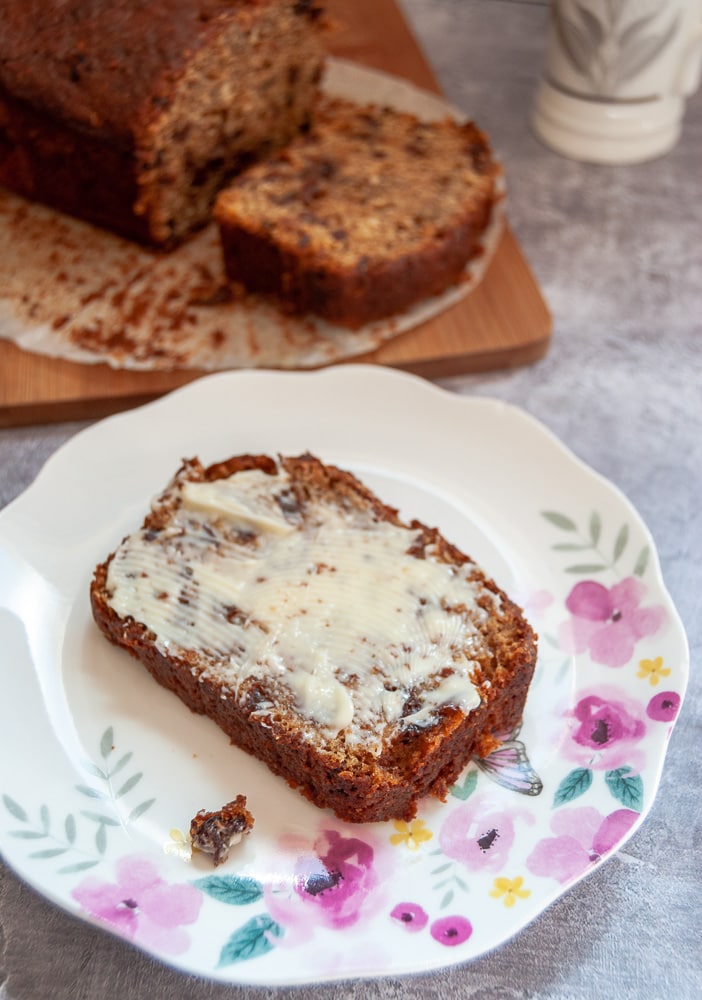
(0, 0, 551, 428)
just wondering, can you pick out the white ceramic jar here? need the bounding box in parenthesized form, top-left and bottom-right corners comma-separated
(532, 0, 702, 163)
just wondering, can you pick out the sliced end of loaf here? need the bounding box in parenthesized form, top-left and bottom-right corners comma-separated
(214, 98, 499, 325)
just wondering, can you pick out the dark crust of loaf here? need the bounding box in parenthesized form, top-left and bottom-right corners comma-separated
(214, 109, 499, 328)
(0, 1, 325, 141)
(0, 96, 151, 242)
(0, 1, 326, 246)
(217, 201, 493, 328)
(90, 453, 537, 823)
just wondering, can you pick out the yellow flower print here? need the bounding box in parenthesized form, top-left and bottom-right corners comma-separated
(490, 876, 531, 907)
(389, 819, 433, 850)
(637, 656, 671, 686)
(164, 827, 192, 861)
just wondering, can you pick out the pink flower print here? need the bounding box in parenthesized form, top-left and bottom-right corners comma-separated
(438, 793, 532, 873)
(526, 806, 638, 884)
(390, 905, 473, 947)
(390, 902, 429, 933)
(564, 687, 646, 772)
(647, 690, 681, 722)
(265, 828, 390, 946)
(430, 915, 473, 946)
(513, 586, 554, 621)
(71, 855, 202, 956)
(558, 577, 666, 667)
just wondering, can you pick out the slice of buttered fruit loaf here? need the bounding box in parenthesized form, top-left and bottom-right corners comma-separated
(90, 452, 537, 822)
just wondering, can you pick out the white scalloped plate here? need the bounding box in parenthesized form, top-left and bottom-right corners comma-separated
(0, 366, 688, 986)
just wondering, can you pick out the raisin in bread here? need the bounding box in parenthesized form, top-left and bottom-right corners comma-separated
(90, 453, 536, 823)
(0, 1, 326, 247)
(213, 97, 499, 327)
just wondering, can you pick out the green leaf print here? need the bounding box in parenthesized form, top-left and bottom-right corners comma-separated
(589, 512, 602, 545)
(431, 862, 453, 876)
(75, 785, 109, 801)
(605, 767, 643, 811)
(39, 805, 50, 832)
(217, 914, 284, 966)
(128, 799, 156, 823)
(109, 752, 133, 778)
(81, 761, 108, 781)
(65, 815, 77, 844)
(57, 860, 100, 875)
(3, 795, 28, 823)
(450, 768, 478, 801)
(192, 874, 264, 906)
(440, 889, 454, 909)
(115, 772, 142, 798)
(29, 847, 68, 860)
(3, 726, 155, 875)
(80, 811, 120, 827)
(564, 563, 608, 574)
(95, 823, 108, 855)
(543, 509, 646, 578)
(633, 546, 650, 578)
(541, 511, 577, 531)
(100, 727, 115, 760)
(554, 767, 593, 806)
(612, 524, 629, 562)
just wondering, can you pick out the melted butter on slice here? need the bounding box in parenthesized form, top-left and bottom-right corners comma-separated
(181, 474, 296, 536)
(106, 468, 494, 750)
(290, 668, 355, 730)
(402, 673, 481, 727)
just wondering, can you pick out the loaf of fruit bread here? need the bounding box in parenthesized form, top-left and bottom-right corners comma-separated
(213, 96, 499, 327)
(0, 0, 326, 247)
(90, 453, 537, 823)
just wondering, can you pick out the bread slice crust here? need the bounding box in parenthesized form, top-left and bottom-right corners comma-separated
(90, 453, 537, 822)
